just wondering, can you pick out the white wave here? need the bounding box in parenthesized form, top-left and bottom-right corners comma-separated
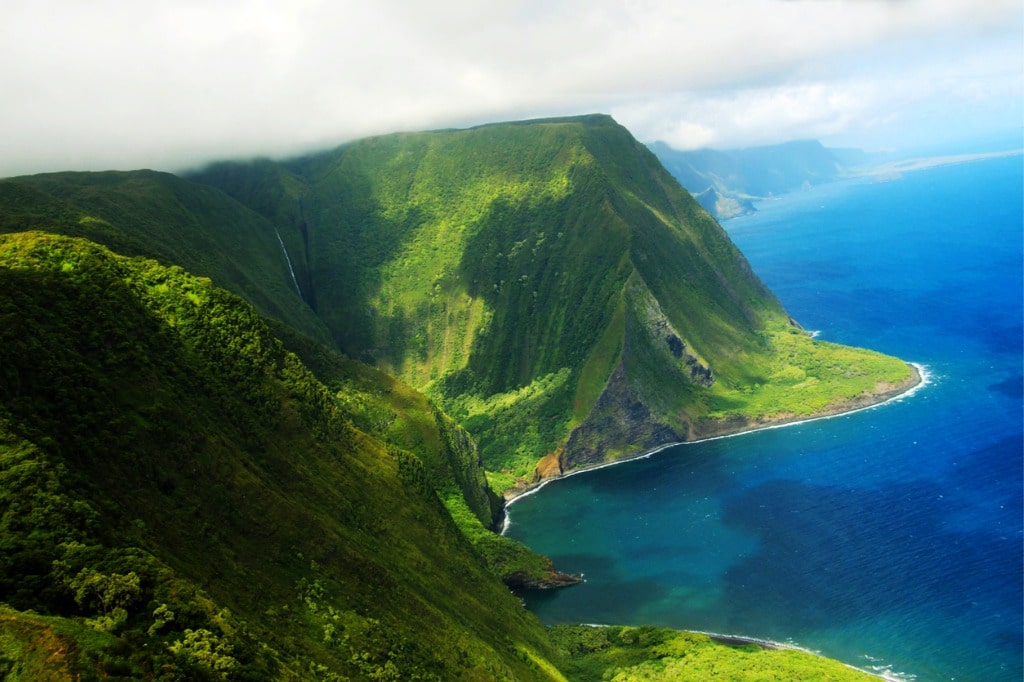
(689, 630, 916, 681)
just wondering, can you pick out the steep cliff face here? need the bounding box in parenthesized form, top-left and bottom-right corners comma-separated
(0, 167, 504, 532)
(0, 170, 331, 344)
(194, 116, 829, 485)
(0, 115, 913, 493)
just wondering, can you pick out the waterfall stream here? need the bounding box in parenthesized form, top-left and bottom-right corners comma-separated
(274, 229, 302, 298)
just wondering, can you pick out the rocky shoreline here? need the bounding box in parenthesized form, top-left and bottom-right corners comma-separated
(502, 362, 925, 510)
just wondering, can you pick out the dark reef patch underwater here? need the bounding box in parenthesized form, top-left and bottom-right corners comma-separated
(507, 154, 1024, 681)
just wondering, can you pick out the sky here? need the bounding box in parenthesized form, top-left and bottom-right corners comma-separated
(1, 0, 1021, 177)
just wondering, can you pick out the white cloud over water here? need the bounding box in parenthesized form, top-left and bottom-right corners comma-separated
(0, 0, 1020, 176)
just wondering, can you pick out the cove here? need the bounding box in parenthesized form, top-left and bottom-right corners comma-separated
(505, 154, 1023, 681)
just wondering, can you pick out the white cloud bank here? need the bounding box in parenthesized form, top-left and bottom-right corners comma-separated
(0, 0, 1020, 176)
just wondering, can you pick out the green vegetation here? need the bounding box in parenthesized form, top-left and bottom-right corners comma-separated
(0, 161, 565, 584)
(266, 320, 563, 586)
(0, 115, 917, 679)
(550, 625, 878, 681)
(0, 605, 119, 680)
(0, 169, 331, 345)
(0, 232, 562, 679)
(0, 116, 914, 493)
(192, 115, 912, 485)
(703, 323, 913, 423)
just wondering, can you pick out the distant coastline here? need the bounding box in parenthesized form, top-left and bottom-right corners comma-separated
(854, 148, 1023, 181)
(502, 361, 927, 521)
(654, 140, 1023, 221)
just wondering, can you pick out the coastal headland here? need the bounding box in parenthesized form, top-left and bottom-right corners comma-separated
(503, 361, 925, 510)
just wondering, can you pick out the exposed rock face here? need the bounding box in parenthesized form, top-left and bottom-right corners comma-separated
(504, 566, 585, 590)
(628, 275, 714, 388)
(557, 275, 714, 471)
(665, 333, 714, 386)
(561, 365, 686, 470)
(519, 363, 923, 502)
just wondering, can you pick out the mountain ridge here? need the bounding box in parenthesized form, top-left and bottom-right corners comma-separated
(0, 115, 915, 492)
(193, 116, 910, 491)
(0, 227, 884, 681)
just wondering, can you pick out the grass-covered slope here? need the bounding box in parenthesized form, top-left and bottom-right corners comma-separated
(195, 115, 914, 489)
(550, 625, 878, 681)
(0, 115, 914, 493)
(0, 117, 915, 680)
(0, 231, 564, 680)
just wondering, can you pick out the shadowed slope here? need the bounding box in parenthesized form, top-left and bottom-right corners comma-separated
(0, 170, 330, 344)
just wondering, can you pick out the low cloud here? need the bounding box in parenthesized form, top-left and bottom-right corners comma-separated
(615, 84, 872, 150)
(0, 0, 1019, 176)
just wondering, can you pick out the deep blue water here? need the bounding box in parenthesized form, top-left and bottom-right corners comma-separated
(506, 155, 1024, 681)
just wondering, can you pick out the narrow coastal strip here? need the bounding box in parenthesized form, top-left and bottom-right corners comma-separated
(855, 148, 1023, 178)
(695, 631, 914, 682)
(576, 624, 911, 681)
(502, 362, 929, 530)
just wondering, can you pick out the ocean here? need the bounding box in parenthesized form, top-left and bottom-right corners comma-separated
(504, 154, 1024, 681)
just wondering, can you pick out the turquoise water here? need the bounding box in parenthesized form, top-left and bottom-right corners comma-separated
(505, 155, 1023, 681)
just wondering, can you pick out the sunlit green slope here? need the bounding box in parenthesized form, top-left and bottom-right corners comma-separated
(0, 167, 517, 534)
(0, 231, 563, 680)
(269, 323, 575, 588)
(196, 115, 913, 488)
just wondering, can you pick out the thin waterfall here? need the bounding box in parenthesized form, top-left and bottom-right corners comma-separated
(274, 228, 302, 298)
